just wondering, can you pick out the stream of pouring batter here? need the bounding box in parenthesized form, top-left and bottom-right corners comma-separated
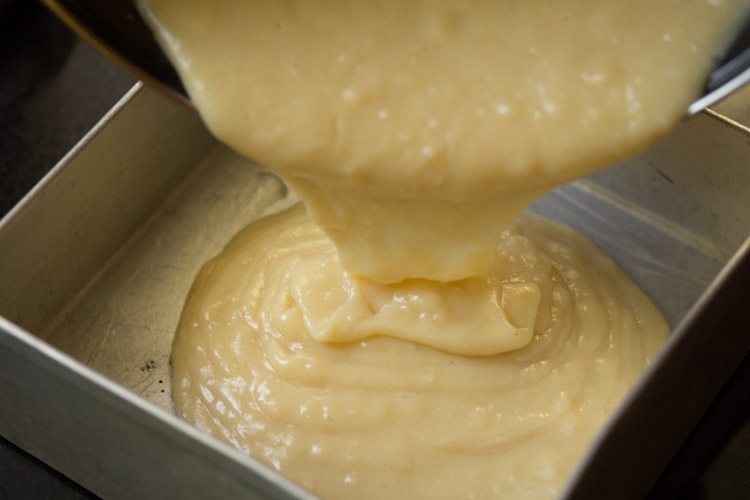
(141, 0, 745, 284)
(138, 1, 747, 498)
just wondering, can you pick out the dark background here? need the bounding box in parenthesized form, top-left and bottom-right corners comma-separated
(0, 2, 747, 498)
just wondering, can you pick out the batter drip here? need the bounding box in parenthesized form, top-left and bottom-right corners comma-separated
(140, 0, 747, 283)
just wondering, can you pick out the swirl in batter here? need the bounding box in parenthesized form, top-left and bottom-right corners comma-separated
(173, 205, 667, 499)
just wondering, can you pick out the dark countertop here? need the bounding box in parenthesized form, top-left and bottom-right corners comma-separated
(0, 2, 747, 499)
(0, 1, 135, 217)
(0, 3, 132, 498)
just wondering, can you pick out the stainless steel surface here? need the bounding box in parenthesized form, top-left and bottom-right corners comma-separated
(0, 315, 312, 500)
(40, 140, 300, 412)
(689, 15, 750, 114)
(0, 84, 208, 334)
(0, 84, 311, 500)
(564, 223, 750, 500)
(558, 113, 750, 499)
(688, 64, 750, 114)
(0, 84, 748, 498)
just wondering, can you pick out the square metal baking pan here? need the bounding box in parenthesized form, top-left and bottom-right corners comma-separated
(0, 84, 748, 499)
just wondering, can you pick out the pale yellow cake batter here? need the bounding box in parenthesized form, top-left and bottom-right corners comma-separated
(173, 205, 668, 499)
(138, 0, 747, 498)
(141, 0, 745, 283)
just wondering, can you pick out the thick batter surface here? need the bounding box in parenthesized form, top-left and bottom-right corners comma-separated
(141, 0, 745, 283)
(138, 0, 746, 498)
(173, 206, 667, 499)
